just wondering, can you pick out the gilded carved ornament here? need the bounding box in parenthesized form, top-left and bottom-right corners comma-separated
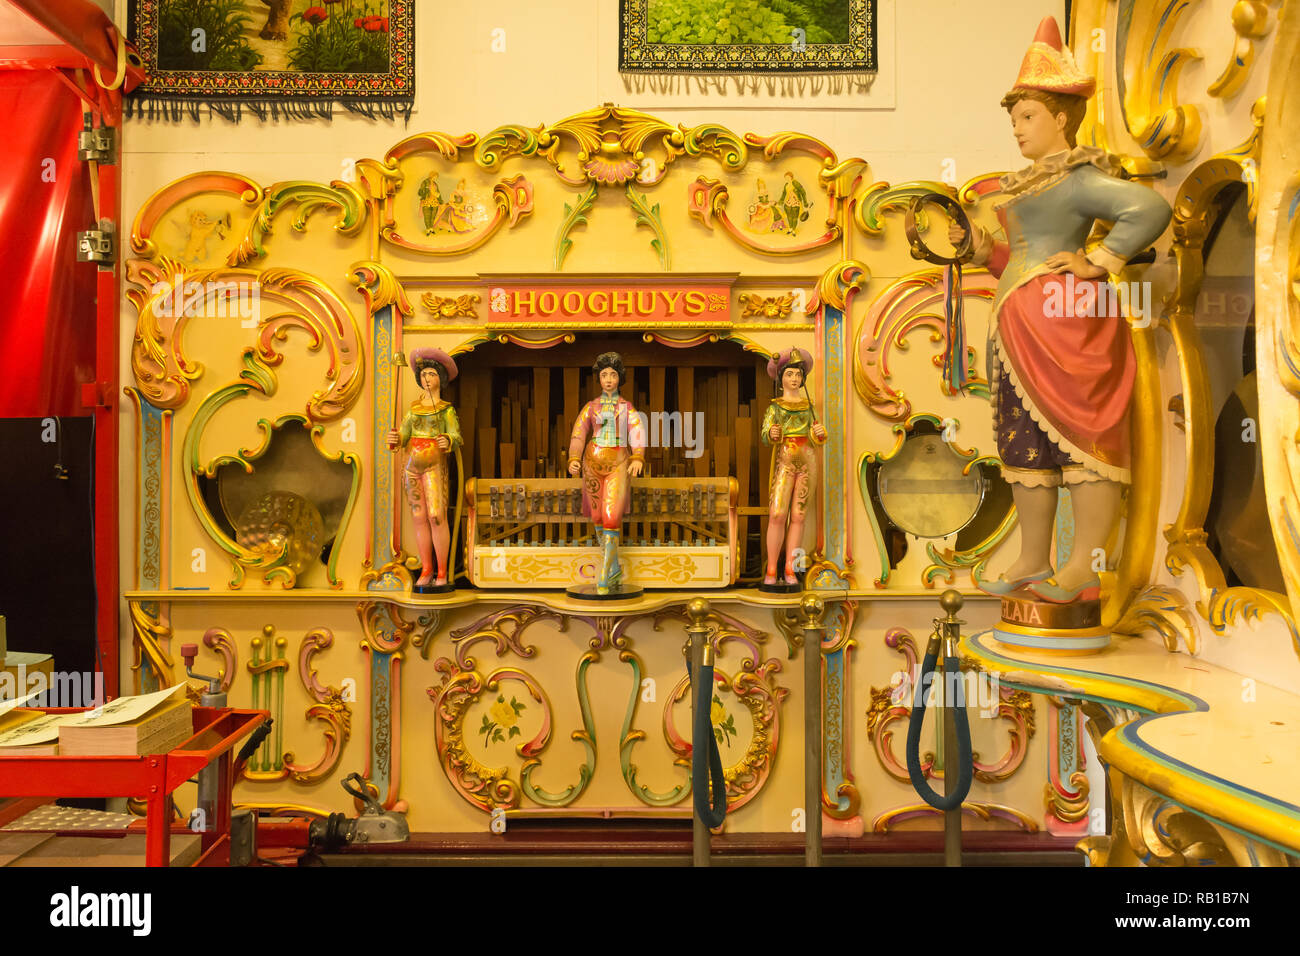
(866, 626, 1034, 785)
(423, 603, 785, 815)
(128, 601, 174, 694)
(182, 624, 352, 786)
(856, 413, 1011, 590)
(1206, 1, 1279, 99)
(1115, 0, 1205, 161)
(1077, 768, 1235, 866)
(1136, 81, 1300, 654)
(351, 261, 414, 319)
(184, 410, 361, 591)
(873, 802, 1039, 834)
(417, 292, 479, 319)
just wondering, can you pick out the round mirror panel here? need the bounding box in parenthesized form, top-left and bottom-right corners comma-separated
(876, 433, 985, 538)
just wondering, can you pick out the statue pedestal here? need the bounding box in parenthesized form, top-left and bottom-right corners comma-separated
(413, 582, 456, 595)
(566, 584, 645, 601)
(992, 594, 1109, 654)
(758, 580, 801, 594)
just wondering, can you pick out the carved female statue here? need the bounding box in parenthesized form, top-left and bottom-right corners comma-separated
(387, 348, 462, 591)
(966, 17, 1172, 603)
(761, 347, 827, 587)
(567, 351, 646, 595)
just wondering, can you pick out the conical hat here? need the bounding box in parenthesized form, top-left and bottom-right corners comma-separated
(1011, 16, 1095, 98)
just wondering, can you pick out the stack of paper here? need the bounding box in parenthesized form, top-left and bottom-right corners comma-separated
(0, 690, 62, 756)
(57, 685, 193, 757)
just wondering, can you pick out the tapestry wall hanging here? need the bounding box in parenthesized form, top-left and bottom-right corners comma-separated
(619, 0, 876, 75)
(126, 0, 414, 121)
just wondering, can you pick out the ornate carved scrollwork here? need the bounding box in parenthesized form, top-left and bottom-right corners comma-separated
(284, 628, 352, 784)
(1079, 769, 1235, 866)
(866, 627, 1035, 784)
(128, 601, 174, 694)
(425, 603, 786, 815)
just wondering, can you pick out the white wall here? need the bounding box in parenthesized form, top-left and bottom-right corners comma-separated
(118, 0, 1066, 191)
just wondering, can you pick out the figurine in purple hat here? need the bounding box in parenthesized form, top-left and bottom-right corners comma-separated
(761, 347, 827, 588)
(387, 348, 462, 590)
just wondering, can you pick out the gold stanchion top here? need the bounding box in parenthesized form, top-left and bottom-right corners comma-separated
(799, 592, 825, 625)
(940, 589, 964, 621)
(686, 597, 710, 626)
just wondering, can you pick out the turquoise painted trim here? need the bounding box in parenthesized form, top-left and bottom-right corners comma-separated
(369, 649, 392, 798)
(970, 630, 1300, 859)
(1112, 723, 1300, 863)
(1058, 702, 1080, 786)
(967, 630, 1198, 714)
(1284, 507, 1300, 556)
(1117, 722, 1300, 835)
(824, 647, 847, 811)
(992, 626, 1111, 652)
(1281, 331, 1300, 387)
(138, 399, 165, 590)
(369, 306, 402, 591)
(818, 305, 849, 588)
(1154, 0, 1180, 47)
(820, 602, 854, 814)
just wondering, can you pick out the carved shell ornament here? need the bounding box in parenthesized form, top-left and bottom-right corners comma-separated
(582, 130, 641, 185)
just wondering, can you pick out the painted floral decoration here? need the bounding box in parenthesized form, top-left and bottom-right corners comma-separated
(711, 693, 737, 747)
(480, 694, 526, 745)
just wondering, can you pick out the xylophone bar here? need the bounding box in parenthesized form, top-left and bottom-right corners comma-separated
(465, 477, 736, 548)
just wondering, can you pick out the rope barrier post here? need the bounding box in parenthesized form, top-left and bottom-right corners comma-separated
(939, 589, 965, 867)
(686, 597, 712, 867)
(798, 593, 826, 866)
(905, 590, 974, 850)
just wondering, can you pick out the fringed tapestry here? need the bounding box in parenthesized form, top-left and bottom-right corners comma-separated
(126, 0, 414, 122)
(619, 0, 876, 75)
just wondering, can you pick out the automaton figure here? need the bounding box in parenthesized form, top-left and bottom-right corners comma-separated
(567, 351, 646, 595)
(760, 347, 826, 588)
(387, 348, 462, 591)
(967, 17, 1172, 603)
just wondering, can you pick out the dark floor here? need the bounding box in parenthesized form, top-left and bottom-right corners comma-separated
(308, 823, 1086, 866)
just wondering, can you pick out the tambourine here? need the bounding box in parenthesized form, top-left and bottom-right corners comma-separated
(904, 192, 974, 265)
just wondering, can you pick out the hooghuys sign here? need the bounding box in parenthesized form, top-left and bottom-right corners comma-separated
(482, 275, 735, 325)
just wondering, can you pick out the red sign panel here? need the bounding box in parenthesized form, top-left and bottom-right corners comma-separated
(486, 283, 731, 323)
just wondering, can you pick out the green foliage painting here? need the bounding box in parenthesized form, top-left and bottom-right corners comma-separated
(646, 0, 848, 45)
(620, 0, 874, 74)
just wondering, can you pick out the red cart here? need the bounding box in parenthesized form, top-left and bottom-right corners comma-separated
(0, 706, 269, 866)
